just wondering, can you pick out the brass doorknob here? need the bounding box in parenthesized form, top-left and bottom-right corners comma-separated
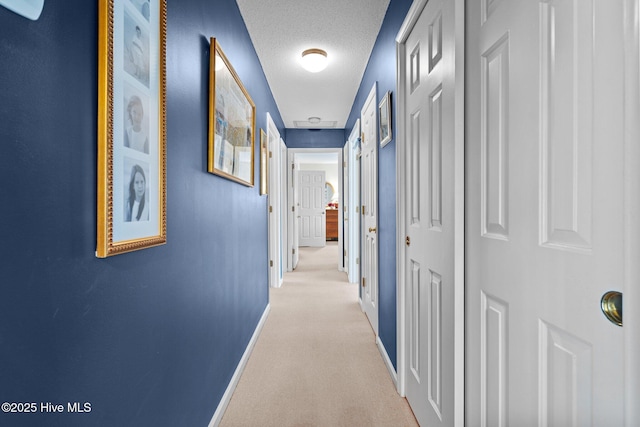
(601, 291, 622, 326)
(369, 227, 377, 233)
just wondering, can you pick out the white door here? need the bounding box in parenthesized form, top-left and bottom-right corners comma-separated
(280, 139, 288, 271)
(267, 113, 282, 288)
(361, 84, 378, 334)
(347, 121, 361, 285)
(343, 142, 349, 274)
(400, 0, 458, 425)
(298, 170, 326, 247)
(466, 0, 633, 425)
(290, 156, 300, 269)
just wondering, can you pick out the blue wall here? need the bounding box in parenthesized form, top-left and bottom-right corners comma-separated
(284, 129, 345, 148)
(344, 0, 413, 370)
(0, 1, 283, 426)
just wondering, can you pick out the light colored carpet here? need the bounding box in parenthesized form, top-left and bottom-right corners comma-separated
(219, 243, 418, 427)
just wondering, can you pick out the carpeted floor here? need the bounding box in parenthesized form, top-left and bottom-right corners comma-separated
(219, 243, 418, 427)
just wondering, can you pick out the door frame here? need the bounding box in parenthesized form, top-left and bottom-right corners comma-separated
(343, 142, 349, 275)
(287, 147, 344, 271)
(346, 120, 361, 284)
(279, 138, 288, 271)
(624, 0, 640, 423)
(267, 113, 283, 288)
(360, 82, 379, 335)
(395, 0, 465, 425)
(288, 155, 300, 270)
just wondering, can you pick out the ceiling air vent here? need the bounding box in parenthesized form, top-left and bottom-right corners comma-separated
(293, 120, 338, 129)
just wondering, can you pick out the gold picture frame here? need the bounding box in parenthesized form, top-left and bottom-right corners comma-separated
(208, 38, 256, 187)
(97, 0, 167, 257)
(379, 90, 392, 147)
(260, 129, 268, 195)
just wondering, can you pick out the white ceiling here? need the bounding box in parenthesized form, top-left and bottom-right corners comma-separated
(236, 0, 391, 129)
(294, 152, 339, 165)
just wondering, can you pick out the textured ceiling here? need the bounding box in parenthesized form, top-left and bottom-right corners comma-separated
(294, 152, 339, 164)
(236, 0, 391, 129)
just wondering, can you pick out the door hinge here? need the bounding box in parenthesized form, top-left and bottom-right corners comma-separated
(361, 133, 365, 144)
(269, 206, 273, 213)
(356, 257, 359, 265)
(292, 206, 295, 212)
(343, 161, 347, 168)
(344, 250, 347, 257)
(292, 249, 296, 255)
(270, 260, 273, 267)
(362, 205, 365, 215)
(269, 151, 273, 158)
(292, 163, 295, 170)
(362, 277, 366, 288)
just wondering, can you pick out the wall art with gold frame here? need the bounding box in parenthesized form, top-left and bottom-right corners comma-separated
(97, 0, 167, 257)
(208, 38, 256, 187)
(259, 128, 268, 195)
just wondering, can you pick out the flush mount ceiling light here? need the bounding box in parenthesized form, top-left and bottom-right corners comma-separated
(308, 116, 321, 124)
(301, 48, 328, 73)
(0, 0, 45, 20)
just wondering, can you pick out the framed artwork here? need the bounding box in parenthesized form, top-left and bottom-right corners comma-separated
(208, 38, 256, 187)
(260, 129, 268, 195)
(379, 91, 392, 147)
(97, 0, 167, 257)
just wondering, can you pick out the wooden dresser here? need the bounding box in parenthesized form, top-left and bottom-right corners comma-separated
(326, 209, 338, 240)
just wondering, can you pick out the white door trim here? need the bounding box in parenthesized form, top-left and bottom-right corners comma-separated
(287, 153, 300, 270)
(343, 142, 349, 274)
(360, 82, 379, 334)
(288, 147, 344, 271)
(266, 113, 282, 288)
(346, 121, 361, 284)
(280, 138, 288, 271)
(395, 1, 465, 426)
(624, 0, 640, 423)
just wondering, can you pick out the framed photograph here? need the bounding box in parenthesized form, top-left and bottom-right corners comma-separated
(97, 0, 167, 257)
(208, 38, 256, 187)
(379, 91, 392, 147)
(260, 129, 268, 195)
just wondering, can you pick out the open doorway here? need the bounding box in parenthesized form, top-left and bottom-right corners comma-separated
(287, 148, 343, 273)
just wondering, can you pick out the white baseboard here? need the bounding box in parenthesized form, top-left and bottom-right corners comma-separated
(376, 336, 398, 389)
(208, 304, 271, 427)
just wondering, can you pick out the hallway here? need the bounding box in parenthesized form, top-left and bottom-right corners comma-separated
(220, 243, 418, 426)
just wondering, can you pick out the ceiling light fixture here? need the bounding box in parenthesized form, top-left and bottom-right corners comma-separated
(301, 48, 328, 73)
(308, 117, 321, 124)
(0, 0, 45, 20)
